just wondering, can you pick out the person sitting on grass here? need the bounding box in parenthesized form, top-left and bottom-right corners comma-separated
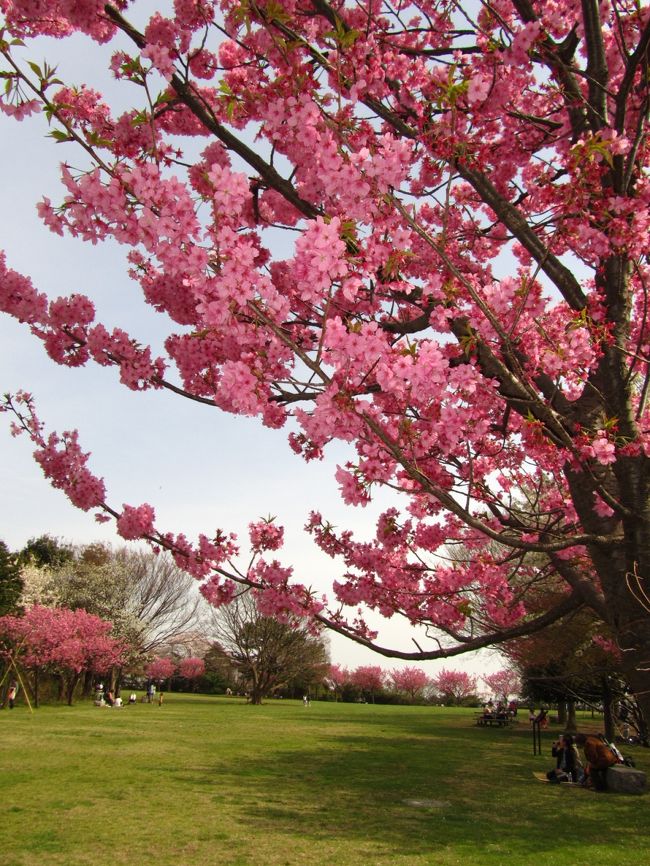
(547, 734, 584, 783)
(574, 733, 619, 791)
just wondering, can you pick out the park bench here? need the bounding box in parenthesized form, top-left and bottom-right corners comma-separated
(474, 713, 515, 728)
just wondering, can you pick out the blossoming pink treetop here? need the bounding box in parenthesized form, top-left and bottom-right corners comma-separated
(431, 668, 478, 705)
(350, 664, 385, 701)
(145, 656, 176, 683)
(325, 663, 349, 700)
(482, 669, 521, 705)
(178, 655, 206, 682)
(390, 667, 430, 701)
(0, 604, 125, 705)
(1, 3, 649, 719)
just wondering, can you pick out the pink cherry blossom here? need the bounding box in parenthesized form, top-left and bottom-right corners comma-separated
(0, 0, 649, 721)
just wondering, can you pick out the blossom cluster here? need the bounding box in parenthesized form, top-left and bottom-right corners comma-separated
(0, 0, 649, 655)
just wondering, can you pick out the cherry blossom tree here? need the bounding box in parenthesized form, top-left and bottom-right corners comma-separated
(146, 655, 176, 683)
(178, 655, 205, 690)
(350, 664, 385, 702)
(325, 662, 350, 701)
(1, 2, 650, 721)
(0, 604, 125, 705)
(431, 668, 477, 705)
(389, 667, 430, 701)
(482, 668, 521, 704)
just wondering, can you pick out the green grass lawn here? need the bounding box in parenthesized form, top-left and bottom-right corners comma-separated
(0, 695, 647, 866)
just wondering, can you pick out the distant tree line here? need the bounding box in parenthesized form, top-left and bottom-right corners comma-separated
(4, 533, 639, 740)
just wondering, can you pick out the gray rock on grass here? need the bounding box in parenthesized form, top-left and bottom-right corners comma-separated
(606, 765, 647, 795)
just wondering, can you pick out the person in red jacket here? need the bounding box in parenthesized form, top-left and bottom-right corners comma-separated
(574, 733, 619, 791)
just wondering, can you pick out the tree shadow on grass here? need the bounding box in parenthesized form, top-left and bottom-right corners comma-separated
(171, 727, 649, 862)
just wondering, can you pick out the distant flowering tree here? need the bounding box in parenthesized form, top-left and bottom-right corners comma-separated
(350, 665, 385, 703)
(482, 669, 521, 705)
(178, 656, 205, 691)
(389, 668, 431, 702)
(431, 668, 478, 706)
(325, 663, 350, 702)
(1, 2, 650, 724)
(0, 604, 124, 705)
(146, 656, 176, 684)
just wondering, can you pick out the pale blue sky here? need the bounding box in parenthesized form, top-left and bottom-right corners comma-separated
(0, 25, 502, 677)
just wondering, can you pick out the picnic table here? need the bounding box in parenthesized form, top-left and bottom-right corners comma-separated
(474, 713, 515, 727)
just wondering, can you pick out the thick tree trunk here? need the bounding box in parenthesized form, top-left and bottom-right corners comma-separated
(67, 673, 81, 706)
(557, 701, 567, 727)
(601, 676, 616, 742)
(566, 700, 577, 733)
(82, 669, 94, 698)
(571, 471, 650, 741)
(603, 590, 650, 741)
(249, 687, 263, 705)
(632, 701, 649, 747)
(109, 666, 120, 695)
(563, 286, 650, 740)
(618, 655, 650, 742)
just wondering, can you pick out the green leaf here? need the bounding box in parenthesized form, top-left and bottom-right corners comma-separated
(48, 129, 72, 142)
(340, 29, 362, 49)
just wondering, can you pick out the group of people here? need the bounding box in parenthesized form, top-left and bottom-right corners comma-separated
(547, 733, 621, 790)
(94, 685, 120, 707)
(94, 683, 161, 707)
(481, 700, 518, 720)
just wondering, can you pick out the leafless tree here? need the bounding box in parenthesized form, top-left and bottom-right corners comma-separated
(112, 548, 205, 653)
(28, 545, 204, 656)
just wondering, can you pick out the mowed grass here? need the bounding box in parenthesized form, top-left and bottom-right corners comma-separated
(0, 696, 647, 866)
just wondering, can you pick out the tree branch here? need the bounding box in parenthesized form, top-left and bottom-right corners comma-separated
(103, 3, 322, 222)
(313, 591, 584, 661)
